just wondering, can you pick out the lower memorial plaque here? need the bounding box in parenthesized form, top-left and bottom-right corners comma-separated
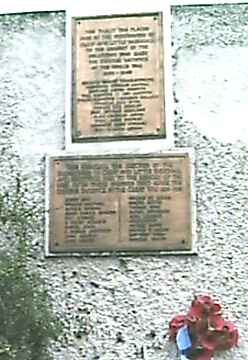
(46, 152, 195, 255)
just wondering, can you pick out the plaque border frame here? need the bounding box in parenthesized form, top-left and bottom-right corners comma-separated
(65, 5, 175, 151)
(70, 12, 166, 143)
(45, 148, 197, 257)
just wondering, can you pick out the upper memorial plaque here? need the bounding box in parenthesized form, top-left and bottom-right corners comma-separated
(46, 152, 195, 255)
(71, 12, 165, 142)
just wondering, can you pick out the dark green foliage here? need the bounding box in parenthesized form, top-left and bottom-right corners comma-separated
(0, 177, 61, 360)
(0, 174, 37, 254)
(0, 255, 60, 360)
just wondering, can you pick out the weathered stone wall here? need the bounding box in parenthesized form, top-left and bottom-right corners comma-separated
(0, 5, 247, 359)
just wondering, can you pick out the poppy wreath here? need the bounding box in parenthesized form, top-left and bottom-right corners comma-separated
(169, 295, 239, 360)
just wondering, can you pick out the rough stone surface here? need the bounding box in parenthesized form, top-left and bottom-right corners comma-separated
(0, 5, 247, 360)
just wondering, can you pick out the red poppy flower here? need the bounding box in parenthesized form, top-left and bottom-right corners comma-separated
(208, 314, 225, 331)
(188, 295, 222, 319)
(214, 320, 239, 350)
(169, 314, 186, 339)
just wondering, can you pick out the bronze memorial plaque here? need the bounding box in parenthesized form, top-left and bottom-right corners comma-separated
(47, 153, 193, 254)
(71, 12, 165, 142)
